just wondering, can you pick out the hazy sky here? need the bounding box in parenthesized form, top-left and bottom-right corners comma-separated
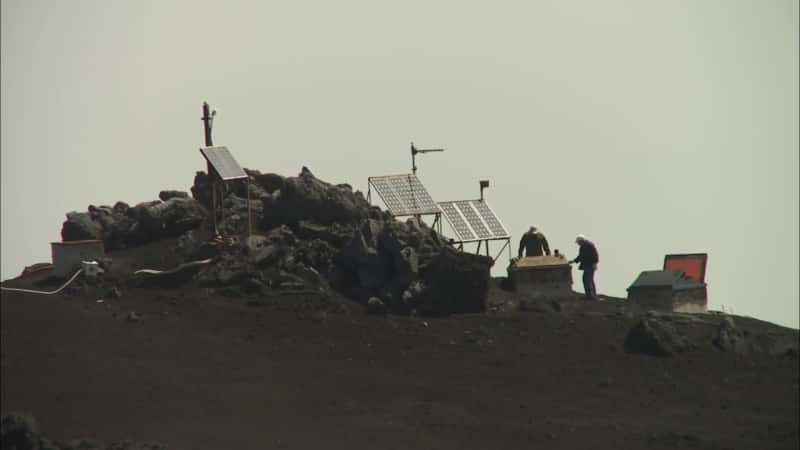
(2, 0, 798, 327)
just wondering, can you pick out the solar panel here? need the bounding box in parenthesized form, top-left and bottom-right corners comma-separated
(438, 202, 476, 241)
(438, 199, 510, 242)
(199, 146, 247, 181)
(368, 174, 439, 216)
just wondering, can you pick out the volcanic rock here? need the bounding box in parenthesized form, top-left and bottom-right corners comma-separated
(158, 190, 189, 201)
(415, 247, 493, 316)
(713, 316, 749, 353)
(61, 211, 103, 241)
(624, 317, 689, 356)
(367, 296, 387, 315)
(262, 167, 371, 228)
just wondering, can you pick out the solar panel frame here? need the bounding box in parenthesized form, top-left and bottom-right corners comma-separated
(438, 199, 510, 243)
(368, 174, 440, 216)
(199, 146, 248, 181)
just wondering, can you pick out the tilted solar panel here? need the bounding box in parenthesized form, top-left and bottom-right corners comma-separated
(438, 201, 476, 241)
(200, 146, 247, 181)
(471, 200, 508, 237)
(368, 174, 440, 216)
(456, 201, 491, 239)
(438, 199, 510, 242)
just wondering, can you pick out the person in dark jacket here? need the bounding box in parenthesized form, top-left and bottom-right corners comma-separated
(518, 226, 551, 257)
(570, 234, 599, 300)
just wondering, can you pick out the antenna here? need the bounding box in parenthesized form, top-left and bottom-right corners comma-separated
(479, 179, 490, 201)
(202, 102, 216, 147)
(410, 142, 445, 174)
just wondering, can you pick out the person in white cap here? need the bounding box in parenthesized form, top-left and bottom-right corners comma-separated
(570, 234, 599, 300)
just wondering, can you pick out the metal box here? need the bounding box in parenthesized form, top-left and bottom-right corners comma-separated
(51, 240, 104, 277)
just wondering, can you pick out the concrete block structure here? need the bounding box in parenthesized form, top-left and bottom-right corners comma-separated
(627, 270, 707, 313)
(508, 255, 573, 302)
(51, 240, 105, 277)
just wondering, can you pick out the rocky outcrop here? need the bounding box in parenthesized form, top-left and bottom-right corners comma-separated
(261, 167, 377, 228)
(158, 190, 189, 201)
(59, 166, 495, 317)
(624, 318, 689, 357)
(61, 197, 207, 251)
(61, 211, 103, 241)
(415, 247, 493, 316)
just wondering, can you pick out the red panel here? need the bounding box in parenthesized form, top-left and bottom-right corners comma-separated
(664, 253, 708, 283)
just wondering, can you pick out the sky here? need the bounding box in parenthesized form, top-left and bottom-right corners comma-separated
(2, 0, 798, 328)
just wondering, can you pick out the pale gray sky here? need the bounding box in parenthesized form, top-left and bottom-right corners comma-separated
(2, 0, 798, 327)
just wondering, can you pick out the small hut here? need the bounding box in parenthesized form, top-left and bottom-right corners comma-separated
(627, 269, 707, 313)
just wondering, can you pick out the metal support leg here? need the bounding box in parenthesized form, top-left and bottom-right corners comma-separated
(493, 239, 510, 262)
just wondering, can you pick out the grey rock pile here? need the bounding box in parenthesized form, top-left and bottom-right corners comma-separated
(63, 166, 493, 316)
(61, 197, 206, 250)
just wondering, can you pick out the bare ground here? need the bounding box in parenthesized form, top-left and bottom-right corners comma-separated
(1, 266, 798, 449)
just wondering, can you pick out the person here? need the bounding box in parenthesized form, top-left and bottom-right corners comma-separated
(570, 234, 599, 300)
(518, 226, 551, 258)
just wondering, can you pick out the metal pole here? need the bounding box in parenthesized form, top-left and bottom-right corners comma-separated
(202, 102, 218, 236)
(202, 102, 214, 147)
(411, 142, 417, 174)
(247, 180, 252, 237)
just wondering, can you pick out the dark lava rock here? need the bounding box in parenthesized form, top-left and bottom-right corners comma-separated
(713, 316, 749, 353)
(262, 167, 371, 227)
(158, 190, 189, 201)
(415, 247, 493, 317)
(367, 297, 387, 315)
(133, 198, 206, 239)
(1, 413, 41, 450)
(190, 171, 212, 207)
(250, 172, 285, 194)
(175, 231, 220, 262)
(61, 211, 102, 241)
(624, 318, 689, 356)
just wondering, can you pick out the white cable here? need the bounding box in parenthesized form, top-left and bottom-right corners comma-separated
(0, 269, 84, 295)
(133, 258, 212, 276)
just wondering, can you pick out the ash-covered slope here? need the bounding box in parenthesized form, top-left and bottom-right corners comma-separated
(59, 167, 493, 316)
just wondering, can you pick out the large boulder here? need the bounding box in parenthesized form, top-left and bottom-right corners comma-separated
(219, 194, 263, 236)
(340, 220, 391, 290)
(713, 316, 749, 353)
(624, 318, 689, 357)
(295, 220, 354, 248)
(61, 211, 102, 241)
(262, 167, 371, 227)
(190, 171, 212, 207)
(413, 247, 493, 316)
(159, 190, 189, 201)
(132, 197, 206, 240)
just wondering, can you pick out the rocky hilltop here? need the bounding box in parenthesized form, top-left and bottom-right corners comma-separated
(59, 166, 492, 317)
(2, 167, 797, 450)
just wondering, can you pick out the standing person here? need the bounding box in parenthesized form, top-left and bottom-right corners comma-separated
(518, 226, 551, 258)
(570, 234, 599, 300)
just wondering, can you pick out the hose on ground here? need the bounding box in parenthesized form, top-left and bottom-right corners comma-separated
(0, 269, 84, 295)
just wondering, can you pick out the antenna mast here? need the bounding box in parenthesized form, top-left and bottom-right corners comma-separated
(410, 142, 445, 174)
